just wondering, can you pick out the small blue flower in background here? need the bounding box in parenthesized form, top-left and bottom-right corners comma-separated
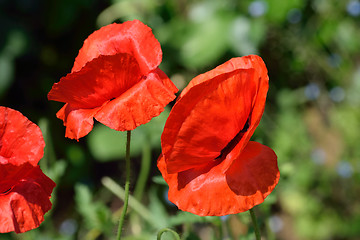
(287, 9, 302, 24)
(305, 83, 320, 100)
(337, 161, 353, 179)
(347, 0, 360, 17)
(248, 0, 268, 17)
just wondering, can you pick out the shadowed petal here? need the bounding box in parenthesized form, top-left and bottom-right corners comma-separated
(0, 107, 44, 166)
(225, 142, 279, 197)
(158, 141, 279, 216)
(0, 164, 55, 233)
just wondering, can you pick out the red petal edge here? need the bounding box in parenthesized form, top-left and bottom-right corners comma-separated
(95, 68, 178, 131)
(158, 141, 279, 216)
(48, 54, 142, 109)
(161, 55, 269, 174)
(0, 107, 44, 166)
(55, 67, 177, 140)
(0, 164, 56, 233)
(56, 104, 100, 140)
(161, 69, 257, 173)
(72, 20, 162, 74)
(179, 55, 267, 98)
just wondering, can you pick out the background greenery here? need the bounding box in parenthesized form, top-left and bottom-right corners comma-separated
(1, 0, 360, 239)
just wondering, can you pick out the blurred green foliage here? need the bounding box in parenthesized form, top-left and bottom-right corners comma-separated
(1, 0, 360, 239)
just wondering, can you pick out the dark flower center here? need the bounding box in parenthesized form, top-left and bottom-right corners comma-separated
(0, 178, 17, 195)
(215, 117, 251, 160)
(0, 187, 12, 195)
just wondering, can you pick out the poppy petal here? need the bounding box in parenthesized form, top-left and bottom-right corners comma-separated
(0, 164, 55, 233)
(179, 55, 267, 98)
(55, 104, 67, 122)
(158, 141, 279, 216)
(48, 53, 142, 109)
(48, 20, 177, 139)
(0, 107, 44, 166)
(56, 104, 100, 140)
(72, 20, 162, 74)
(95, 68, 178, 131)
(162, 56, 268, 174)
(0, 163, 34, 194)
(220, 57, 269, 172)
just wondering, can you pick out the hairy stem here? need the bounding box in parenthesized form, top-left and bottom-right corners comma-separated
(116, 130, 131, 240)
(249, 208, 261, 240)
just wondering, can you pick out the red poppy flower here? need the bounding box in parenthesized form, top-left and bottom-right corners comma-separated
(158, 55, 280, 216)
(48, 20, 178, 140)
(0, 107, 56, 233)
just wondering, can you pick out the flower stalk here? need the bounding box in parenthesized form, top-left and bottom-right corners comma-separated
(116, 130, 131, 240)
(249, 208, 261, 240)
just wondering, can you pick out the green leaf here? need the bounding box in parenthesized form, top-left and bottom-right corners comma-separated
(152, 175, 167, 186)
(266, 0, 304, 23)
(179, 14, 233, 69)
(0, 54, 14, 97)
(87, 125, 145, 161)
(169, 212, 217, 227)
(74, 184, 112, 234)
(148, 187, 169, 228)
(47, 160, 67, 183)
(140, 107, 170, 148)
(229, 17, 266, 56)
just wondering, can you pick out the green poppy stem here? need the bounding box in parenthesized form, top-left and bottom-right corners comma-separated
(157, 228, 181, 240)
(249, 208, 261, 240)
(116, 130, 131, 240)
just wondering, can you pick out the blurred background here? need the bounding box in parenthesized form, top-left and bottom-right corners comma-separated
(1, 0, 360, 239)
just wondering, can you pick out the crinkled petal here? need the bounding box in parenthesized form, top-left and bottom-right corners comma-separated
(72, 20, 162, 74)
(48, 20, 176, 140)
(48, 53, 142, 109)
(95, 68, 178, 131)
(0, 164, 56, 233)
(0, 107, 44, 166)
(56, 104, 101, 140)
(162, 56, 269, 174)
(158, 141, 279, 216)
